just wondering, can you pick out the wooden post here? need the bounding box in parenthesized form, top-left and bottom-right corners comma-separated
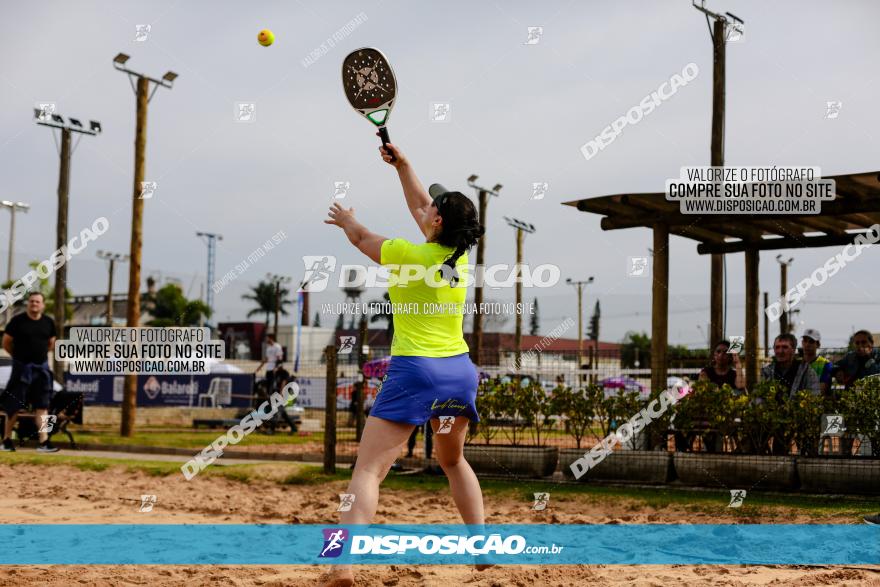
(779, 262, 789, 336)
(53, 128, 71, 382)
(273, 280, 280, 339)
(710, 255, 723, 345)
(709, 18, 726, 348)
(106, 258, 115, 325)
(589, 344, 597, 385)
(576, 282, 583, 369)
(354, 316, 368, 441)
(745, 249, 760, 388)
(651, 223, 669, 394)
(514, 227, 523, 371)
(471, 190, 487, 365)
(711, 18, 726, 169)
(121, 75, 149, 437)
(763, 291, 769, 357)
(323, 345, 337, 474)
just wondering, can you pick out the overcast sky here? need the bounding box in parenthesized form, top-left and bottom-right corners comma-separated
(1, 0, 877, 347)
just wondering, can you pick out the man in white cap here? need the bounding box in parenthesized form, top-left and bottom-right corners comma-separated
(801, 329, 834, 399)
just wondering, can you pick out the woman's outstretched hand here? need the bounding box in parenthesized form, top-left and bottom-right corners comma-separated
(377, 138, 407, 169)
(324, 202, 356, 228)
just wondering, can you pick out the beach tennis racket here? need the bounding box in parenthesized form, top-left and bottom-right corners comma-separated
(342, 47, 398, 161)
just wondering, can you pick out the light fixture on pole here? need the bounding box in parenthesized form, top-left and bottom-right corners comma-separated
(96, 250, 129, 325)
(1, 200, 30, 283)
(113, 52, 177, 437)
(692, 0, 745, 349)
(775, 255, 794, 335)
(35, 107, 101, 381)
(196, 231, 223, 331)
(466, 175, 501, 367)
(504, 216, 535, 372)
(566, 276, 594, 372)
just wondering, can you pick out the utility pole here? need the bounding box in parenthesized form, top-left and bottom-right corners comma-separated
(196, 231, 223, 330)
(96, 251, 129, 325)
(267, 273, 291, 340)
(1, 200, 29, 283)
(504, 216, 535, 371)
(1, 200, 29, 324)
(692, 1, 744, 346)
(566, 276, 594, 372)
(113, 52, 178, 437)
(35, 108, 101, 381)
(466, 175, 501, 367)
(776, 255, 793, 335)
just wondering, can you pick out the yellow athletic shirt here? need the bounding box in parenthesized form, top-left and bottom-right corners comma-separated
(380, 238, 470, 357)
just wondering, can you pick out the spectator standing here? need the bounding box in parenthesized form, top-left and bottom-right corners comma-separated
(760, 334, 820, 398)
(800, 329, 834, 399)
(255, 333, 284, 399)
(698, 340, 745, 390)
(833, 330, 880, 390)
(0, 292, 60, 452)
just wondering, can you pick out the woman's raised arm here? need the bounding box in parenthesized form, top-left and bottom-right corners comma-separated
(378, 141, 432, 237)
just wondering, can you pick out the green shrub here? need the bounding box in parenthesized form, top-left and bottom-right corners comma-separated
(672, 380, 747, 452)
(516, 381, 556, 446)
(473, 379, 504, 445)
(788, 390, 826, 456)
(840, 376, 880, 457)
(588, 388, 641, 448)
(738, 380, 789, 455)
(553, 385, 596, 450)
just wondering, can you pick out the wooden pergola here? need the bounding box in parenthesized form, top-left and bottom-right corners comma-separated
(563, 171, 880, 392)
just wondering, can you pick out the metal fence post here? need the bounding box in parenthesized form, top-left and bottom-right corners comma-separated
(324, 345, 337, 474)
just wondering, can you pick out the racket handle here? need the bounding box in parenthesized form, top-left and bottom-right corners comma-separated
(378, 127, 395, 162)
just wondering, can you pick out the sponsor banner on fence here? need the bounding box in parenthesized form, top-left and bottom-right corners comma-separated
(0, 524, 875, 565)
(294, 377, 379, 410)
(64, 374, 254, 407)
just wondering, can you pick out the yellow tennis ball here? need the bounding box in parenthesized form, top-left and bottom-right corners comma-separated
(258, 29, 274, 47)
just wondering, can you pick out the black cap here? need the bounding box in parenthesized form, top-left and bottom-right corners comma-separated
(429, 183, 455, 210)
(428, 183, 450, 200)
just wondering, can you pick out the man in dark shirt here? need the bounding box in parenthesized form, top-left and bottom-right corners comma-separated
(833, 330, 880, 390)
(262, 362, 298, 434)
(760, 334, 820, 398)
(759, 333, 820, 455)
(1, 292, 59, 452)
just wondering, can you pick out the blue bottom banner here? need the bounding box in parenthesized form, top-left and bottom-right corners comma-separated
(0, 524, 876, 565)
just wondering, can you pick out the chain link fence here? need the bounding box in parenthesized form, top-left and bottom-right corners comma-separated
(313, 344, 879, 494)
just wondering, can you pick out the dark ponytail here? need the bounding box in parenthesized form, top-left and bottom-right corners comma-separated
(432, 192, 484, 287)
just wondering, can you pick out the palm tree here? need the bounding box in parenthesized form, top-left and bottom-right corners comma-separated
(146, 283, 211, 326)
(242, 281, 276, 328)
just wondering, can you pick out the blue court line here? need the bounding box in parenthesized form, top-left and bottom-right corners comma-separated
(0, 524, 876, 565)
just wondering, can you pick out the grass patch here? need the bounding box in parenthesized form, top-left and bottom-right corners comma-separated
(379, 471, 879, 517)
(66, 428, 322, 449)
(74, 460, 110, 472)
(282, 467, 348, 486)
(0, 451, 181, 472)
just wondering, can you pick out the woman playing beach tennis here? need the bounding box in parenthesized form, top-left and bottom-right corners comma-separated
(321, 141, 486, 586)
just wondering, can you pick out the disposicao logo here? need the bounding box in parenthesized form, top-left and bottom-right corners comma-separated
(319, 528, 348, 558)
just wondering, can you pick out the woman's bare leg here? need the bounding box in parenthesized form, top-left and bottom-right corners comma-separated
(431, 416, 491, 570)
(340, 416, 415, 524)
(320, 416, 414, 586)
(430, 416, 484, 525)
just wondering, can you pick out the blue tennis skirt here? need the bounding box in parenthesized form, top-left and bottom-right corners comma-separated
(369, 353, 480, 426)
